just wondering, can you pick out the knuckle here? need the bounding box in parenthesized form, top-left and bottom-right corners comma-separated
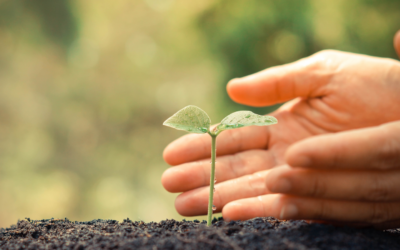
(365, 175, 390, 201)
(228, 154, 242, 178)
(295, 54, 324, 71)
(375, 131, 400, 170)
(298, 50, 338, 81)
(227, 129, 244, 153)
(311, 49, 340, 64)
(313, 200, 329, 220)
(213, 188, 223, 208)
(308, 176, 327, 198)
(385, 62, 400, 80)
(314, 49, 336, 56)
(369, 125, 400, 170)
(330, 146, 344, 169)
(378, 139, 397, 159)
(248, 172, 268, 194)
(369, 203, 390, 224)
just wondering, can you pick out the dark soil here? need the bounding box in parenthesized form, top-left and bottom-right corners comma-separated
(1, 217, 400, 250)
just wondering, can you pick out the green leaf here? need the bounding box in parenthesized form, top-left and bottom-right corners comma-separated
(163, 105, 211, 134)
(216, 111, 277, 132)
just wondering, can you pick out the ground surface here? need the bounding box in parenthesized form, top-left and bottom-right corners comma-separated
(1, 217, 400, 250)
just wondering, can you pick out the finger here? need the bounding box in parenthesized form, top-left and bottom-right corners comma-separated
(162, 149, 276, 193)
(174, 169, 273, 216)
(394, 29, 400, 59)
(222, 194, 400, 224)
(266, 165, 400, 202)
(226, 51, 336, 107)
(286, 121, 400, 170)
(163, 125, 269, 166)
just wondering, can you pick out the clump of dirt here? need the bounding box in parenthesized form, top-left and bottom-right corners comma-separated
(1, 217, 400, 249)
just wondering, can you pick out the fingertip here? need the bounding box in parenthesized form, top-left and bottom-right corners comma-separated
(163, 134, 200, 166)
(288, 155, 312, 168)
(174, 193, 187, 216)
(222, 202, 245, 221)
(284, 143, 300, 165)
(227, 72, 283, 107)
(161, 164, 202, 193)
(227, 78, 241, 88)
(175, 190, 207, 216)
(226, 78, 245, 104)
(161, 168, 177, 192)
(395, 29, 400, 41)
(279, 203, 299, 220)
(394, 29, 400, 58)
(163, 143, 178, 166)
(285, 142, 312, 168)
(227, 76, 269, 107)
(164, 133, 212, 166)
(223, 199, 264, 221)
(265, 166, 293, 193)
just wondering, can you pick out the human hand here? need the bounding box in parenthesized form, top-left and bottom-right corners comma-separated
(162, 32, 400, 227)
(264, 121, 400, 229)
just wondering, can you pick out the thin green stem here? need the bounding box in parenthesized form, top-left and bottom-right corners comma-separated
(207, 134, 217, 226)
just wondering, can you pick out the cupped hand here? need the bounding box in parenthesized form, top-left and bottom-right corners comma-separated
(162, 32, 400, 228)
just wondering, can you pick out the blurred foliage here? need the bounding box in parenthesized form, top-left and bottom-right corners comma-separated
(0, 0, 399, 228)
(0, 0, 77, 50)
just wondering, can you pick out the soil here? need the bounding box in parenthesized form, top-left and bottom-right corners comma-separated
(1, 217, 400, 250)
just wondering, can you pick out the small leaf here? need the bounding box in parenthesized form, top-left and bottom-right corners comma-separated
(217, 111, 277, 132)
(163, 105, 211, 134)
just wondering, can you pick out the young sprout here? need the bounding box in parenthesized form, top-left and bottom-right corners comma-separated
(163, 105, 277, 226)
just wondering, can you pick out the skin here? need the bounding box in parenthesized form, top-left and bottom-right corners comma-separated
(162, 30, 400, 229)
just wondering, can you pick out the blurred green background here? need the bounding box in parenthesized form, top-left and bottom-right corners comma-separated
(0, 0, 399, 228)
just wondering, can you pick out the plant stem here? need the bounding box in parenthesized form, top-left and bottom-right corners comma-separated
(207, 134, 217, 226)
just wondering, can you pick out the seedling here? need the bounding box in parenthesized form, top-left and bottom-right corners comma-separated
(163, 105, 277, 226)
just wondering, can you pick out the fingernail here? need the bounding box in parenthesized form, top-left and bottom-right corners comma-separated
(280, 204, 298, 219)
(270, 178, 291, 193)
(293, 156, 311, 167)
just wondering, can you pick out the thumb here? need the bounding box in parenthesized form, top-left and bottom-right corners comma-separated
(394, 30, 400, 59)
(227, 52, 334, 107)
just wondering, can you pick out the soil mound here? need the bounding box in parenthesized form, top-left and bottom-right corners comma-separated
(1, 217, 400, 249)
